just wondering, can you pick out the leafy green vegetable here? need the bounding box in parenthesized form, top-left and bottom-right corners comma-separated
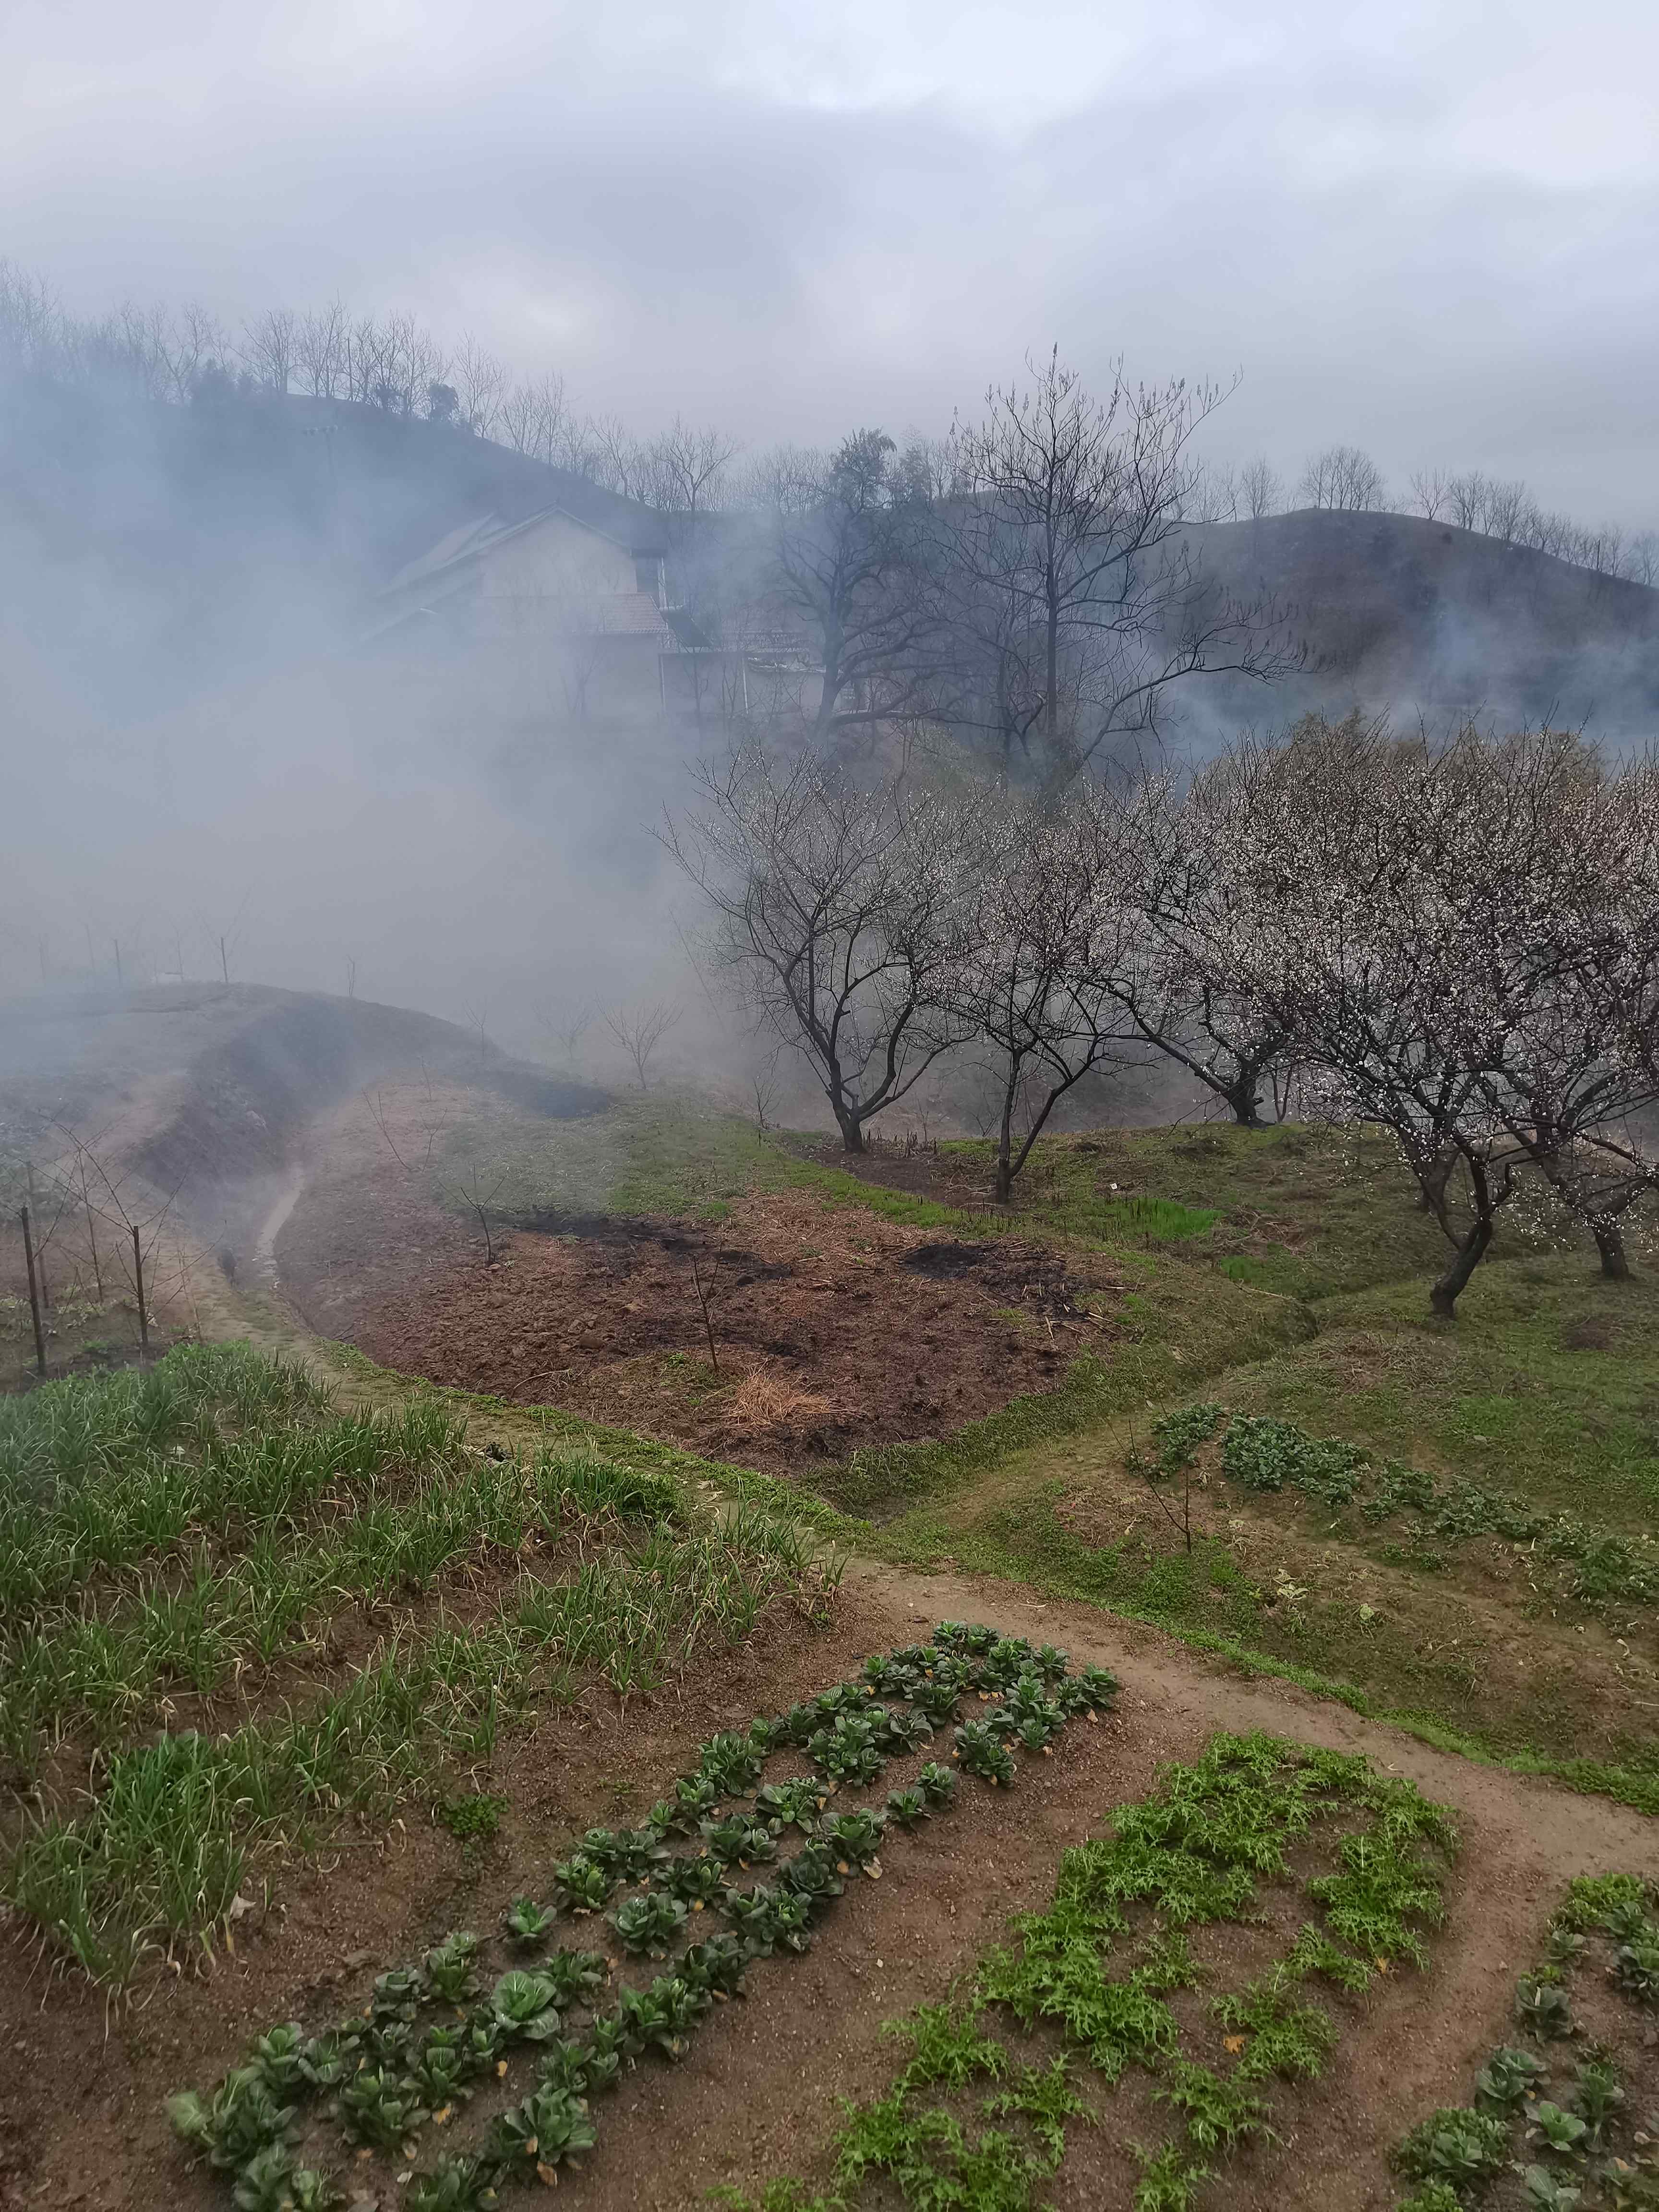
(369, 1965, 424, 2021)
(699, 1730, 768, 1797)
(550, 1852, 615, 1913)
(885, 1786, 930, 1828)
(167, 2070, 296, 2171)
(618, 1975, 706, 2060)
(610, 1890, 689, 1955)
(339, 2064, 429, 2150)
(1517, 1972, 1577, 2037)
(681, 1934, 750, 1998)
(917, 1761, 957, 1808)
(404, 2154, 498, 2212)
(541, 1948, 609, 2008)
(1527, 2099, 1589, 2153)
(778, 1841, 848, 1910)
(1476, 2046, 1548, 2109)
(490, 2084, 597, 2176)
(700, 1815, 779, 1867)
(423, 1931, 481, 2004)
(502, 1895, 558, 1946)
(667, 1853, 728, 1909)
(722, 1884, 815, 1956)
(754, 1778, 827, 1833)
(229, 2144, 334, 2212)
(488, 1969, 563, 2042)
(953, 1719, 1017, 1786)
(1393, 2106, 1510, 2190)
(822, 1809, 887, 1871)
(1615, 1937, 1659, 2006)
(245, 2024, 309, 2102)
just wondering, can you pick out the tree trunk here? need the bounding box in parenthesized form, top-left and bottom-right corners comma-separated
(832, 1097, 866, 1152)
(1225, 1077, 1263, 1128)
(995, 1073, 1018, 1203)
(1592, 1217, 1631, 1280)
(1416, 1146, 1456, 1216)
(1429, 1214, 1492, 1319)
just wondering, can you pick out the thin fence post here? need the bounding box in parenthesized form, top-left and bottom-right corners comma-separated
(24, 1162, 49, 1307)
(133, 1225, 150, 1357)
(21, 1206, 47, 1379)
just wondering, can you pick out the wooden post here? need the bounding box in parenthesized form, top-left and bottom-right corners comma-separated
(24, 1163, 49, 1308)
(132, 1225, 150, 1356)
(20, 1207, 47, 1379)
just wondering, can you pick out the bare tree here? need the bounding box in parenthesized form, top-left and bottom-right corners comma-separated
(1298, 445, 1386, 512)
(950, 780, 1139, 1201)
(1105, 763, 1297, 1126)
(637, 417, 737, 537)
(1238, 457, 1283, 520)
(688, 1251, 722, 1375)
(498, 371, 568, 461)
(603, 1000, 682, 1089)
(450, 337, 508, 438)
(665, 746, 968, 1152)
(1186, 460, 1239, 523)
(239, 307, 297, 395)
(940, 351, 1294, 776)
(536, 998, 594, 1068)
(295, 301, 349, 397)
(1407, 466, 1449, 521)
(1624, 530, 1659, 588)
(454, 1165, 506, 1265)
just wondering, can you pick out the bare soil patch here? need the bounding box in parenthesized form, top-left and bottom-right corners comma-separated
(276, 1099, 1123, 1473)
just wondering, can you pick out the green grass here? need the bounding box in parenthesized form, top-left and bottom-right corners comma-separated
(433, 1094, 797, 1224)
(0, 1347, 842, 1984)
(951, 1123, 1459, 1297)
(1208, 1257, 1659, 1523)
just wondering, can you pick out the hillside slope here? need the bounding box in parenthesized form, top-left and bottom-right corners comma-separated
(1184, 506, 1659, 737)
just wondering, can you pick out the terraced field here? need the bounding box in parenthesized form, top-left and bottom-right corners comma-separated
(5, 1092, 1659, 2210)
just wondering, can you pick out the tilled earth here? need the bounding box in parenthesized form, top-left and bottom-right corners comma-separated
(276, 1118, 1123, 1473)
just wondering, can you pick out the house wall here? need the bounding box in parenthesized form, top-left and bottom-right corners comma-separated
(471, 513, 637, 634)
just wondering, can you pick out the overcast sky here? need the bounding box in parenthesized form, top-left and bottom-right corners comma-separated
(4, 0, 1657, 525)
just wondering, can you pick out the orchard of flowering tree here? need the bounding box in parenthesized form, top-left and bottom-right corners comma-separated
(671, 717, 1659, 1318)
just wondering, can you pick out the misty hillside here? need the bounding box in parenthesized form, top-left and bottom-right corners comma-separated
(0, 376, 666, 715)
(1182, 507, 1659, 737)
(4, 365, 1657, 740)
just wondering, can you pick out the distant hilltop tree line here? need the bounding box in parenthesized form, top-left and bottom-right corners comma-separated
(668, 719, 1659, 1320)
(1191, 445, 1656, 585)
(1, 259, 1652, 590)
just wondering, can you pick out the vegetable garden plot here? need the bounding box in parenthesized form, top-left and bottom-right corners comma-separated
(724, 1731, 1461, 2212)
(164, 1623, 1120, 2211)
(1144, 1405, 1659, 1620)
(1387, 1872, 1659, 2211)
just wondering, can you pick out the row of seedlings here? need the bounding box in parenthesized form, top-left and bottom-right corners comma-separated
(167, 1622, 1121, 2210)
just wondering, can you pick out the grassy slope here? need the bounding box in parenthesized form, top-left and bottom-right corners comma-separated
(823, 1129, 1659, 1807)
(365, 1098, 1659, 1808)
